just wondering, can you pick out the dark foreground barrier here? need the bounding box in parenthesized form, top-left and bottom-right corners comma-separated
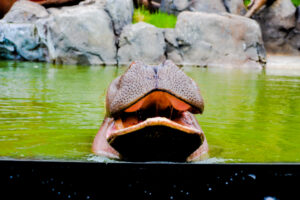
(0, 160, 299, 199)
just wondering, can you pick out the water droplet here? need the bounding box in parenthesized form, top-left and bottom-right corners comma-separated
(9, 176, 13, 179)
(186, 192, 190, 196)
(149, 192, 152, 196)
(208, 188, 212, 191)
(170, 196, 174, 200)
(230, 178, 233, 181)
(86, 196, 90, 199)
(235, 173, 238, 176)
(61, 181, 64, 185)
(225, 182, 228, 185)
(68, 194, 71, 199)
(264, 196, 277, 200)
(144, 190, 147, 194)
(248, 174, 256, 180)
(57, 192, 61, 195)
(51, 188, 55, 192)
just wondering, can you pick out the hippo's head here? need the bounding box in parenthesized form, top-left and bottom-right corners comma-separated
(92, 60, 208, 162)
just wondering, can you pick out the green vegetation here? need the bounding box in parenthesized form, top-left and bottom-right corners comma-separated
(132, 7, 177, 28)
(243, 0, 251, 7)
(292, 0, 300, 6)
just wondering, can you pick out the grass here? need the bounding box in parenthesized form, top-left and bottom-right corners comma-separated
(243, 0, 251, 7)
(292, 0, 300, 6)
(132, 7, 177, 28)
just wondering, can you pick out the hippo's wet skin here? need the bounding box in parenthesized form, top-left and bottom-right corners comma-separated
(92, 60, 208, 162)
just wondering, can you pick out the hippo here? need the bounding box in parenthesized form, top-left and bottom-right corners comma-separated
(92, 60, 208, 162)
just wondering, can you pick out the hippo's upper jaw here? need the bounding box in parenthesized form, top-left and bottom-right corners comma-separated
(92, 60, 208, 162)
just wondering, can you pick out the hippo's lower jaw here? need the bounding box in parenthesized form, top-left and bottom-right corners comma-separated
(92, 90, 208, 162)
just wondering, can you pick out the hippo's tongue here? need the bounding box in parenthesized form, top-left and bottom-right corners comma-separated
(106, 113, 204, 162)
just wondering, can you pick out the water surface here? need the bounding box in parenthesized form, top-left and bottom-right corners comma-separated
(0, 61, 300, 163)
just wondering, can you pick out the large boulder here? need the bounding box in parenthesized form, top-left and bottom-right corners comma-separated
(253, 0, 297, 54)
(117, 22, 166, 65)
(36, 4, 117, 65)
(0, 22, 47, 61)
(285, 6, 300, 53)
(104, 0, 134, 35)
(223, 0, 247, 15)
(191, 0, 227, 13)
(0, 0, 135, 65)
(2, 0, 49, 23)
(160, 0, 226, 15)
(165, 11, 266, 68)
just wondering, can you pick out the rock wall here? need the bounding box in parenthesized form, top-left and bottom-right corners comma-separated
(0, 0, 133, 65)
(0, 0, 266, 67)
(252, 0, 300, 55)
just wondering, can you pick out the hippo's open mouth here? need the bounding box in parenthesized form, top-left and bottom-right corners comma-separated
(92, 60, 208, 162)
(106, 91, 205, 161)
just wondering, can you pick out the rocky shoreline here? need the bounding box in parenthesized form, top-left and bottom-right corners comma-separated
(0, 0, 298, 68)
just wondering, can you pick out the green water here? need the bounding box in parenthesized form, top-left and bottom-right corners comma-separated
(0, 61, 300, 163)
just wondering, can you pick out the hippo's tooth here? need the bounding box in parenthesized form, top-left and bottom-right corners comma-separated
(115, 118, 124, 130)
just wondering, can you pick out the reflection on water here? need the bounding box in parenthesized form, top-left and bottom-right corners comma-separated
(0, 61, 300, 163)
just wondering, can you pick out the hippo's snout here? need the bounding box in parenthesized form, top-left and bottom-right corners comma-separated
(92, 60, 208, 162)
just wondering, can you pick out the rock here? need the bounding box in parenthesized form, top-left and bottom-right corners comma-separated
(160, 0, 226, 15)
(117, 22, 166, 65)
(282, 6, 300, 54)
(2, 0, 49, 23)
(36, 3, 117, 65)
(0, 22, 47, 61)
(223, 0, 247, 15)
(0, 0, 134, 65)
(295, 6, 300, 31)
(104, 0, 134, 35)
(160, 0, 191, 15)
(165, 11, 266, 68)
(0, 0, 17, 19)
(253, 0, 296, 54)
(191, 0, 226, 13)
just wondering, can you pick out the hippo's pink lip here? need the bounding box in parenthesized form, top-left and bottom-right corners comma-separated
(105, 114, 205, 162)
(108, 116, 202, 141)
